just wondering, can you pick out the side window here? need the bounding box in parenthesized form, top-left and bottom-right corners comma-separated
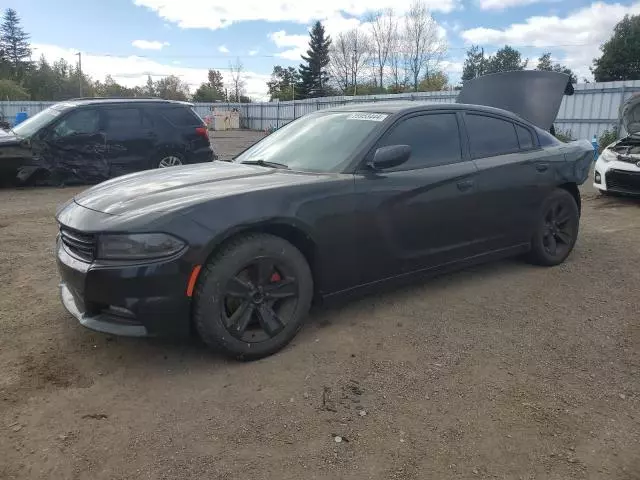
(376, 113, 462, 170)
(53, 109, 100, 138)
(105, 108, 142, 134)
(141, 108, 154, 129)
(161, 107, 202, 126)
(465, 114, 519, 158)
(515, 124, 534, 150)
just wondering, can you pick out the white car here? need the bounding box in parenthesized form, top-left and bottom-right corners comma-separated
(593, 94, 640, 196)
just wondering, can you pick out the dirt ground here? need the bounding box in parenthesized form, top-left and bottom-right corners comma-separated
(1, 130, 639, 480)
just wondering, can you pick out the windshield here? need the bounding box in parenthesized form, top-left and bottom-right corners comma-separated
(12, 105, 64, 138)
(234, 111, 388, 173)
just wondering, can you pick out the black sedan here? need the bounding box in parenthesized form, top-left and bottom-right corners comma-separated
(56, 71, 593, 360)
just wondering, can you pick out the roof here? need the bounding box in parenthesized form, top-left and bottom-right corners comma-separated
(53, 98, 192, 108)
(323, 100, 529, 123)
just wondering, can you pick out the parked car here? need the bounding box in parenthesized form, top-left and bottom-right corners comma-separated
(0, 98, 216, 186)
(55, 71, 593, 360)
(593, 93, 640, 195)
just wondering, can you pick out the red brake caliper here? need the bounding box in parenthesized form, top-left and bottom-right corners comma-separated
(270, 271, 281, 283)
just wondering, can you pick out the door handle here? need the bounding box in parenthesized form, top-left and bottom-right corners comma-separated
(457, 180, 474, 191)
(536, 163, 549, 172)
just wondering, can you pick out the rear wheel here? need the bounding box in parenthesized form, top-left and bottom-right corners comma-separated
(527, 189, 579, 266)
(156, 153, 184, 168)
(193, 234, 313, 360)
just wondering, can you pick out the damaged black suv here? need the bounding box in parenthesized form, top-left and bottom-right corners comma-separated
(0, 98, 216, 186)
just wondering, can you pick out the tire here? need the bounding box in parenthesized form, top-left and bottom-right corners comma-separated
(193, 233, 313, 360)
(527, 188, 580, 266)
(156, 152, 185, 168)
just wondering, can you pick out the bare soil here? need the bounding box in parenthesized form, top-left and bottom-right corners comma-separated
(1, 131, 639, 479)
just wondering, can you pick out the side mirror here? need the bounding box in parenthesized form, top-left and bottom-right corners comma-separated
(368, 145, 411, 170)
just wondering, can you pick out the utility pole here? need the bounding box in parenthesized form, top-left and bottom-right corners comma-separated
(76, 52, 82, 97)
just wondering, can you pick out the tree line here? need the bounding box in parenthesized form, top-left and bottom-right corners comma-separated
(1, 5, 640, 104)
(268, 9, 640, 101)
(0, 8, 252, 103)
(268, 3, 450, 101)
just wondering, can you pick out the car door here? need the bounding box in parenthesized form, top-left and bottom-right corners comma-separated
(462, 112, 555, 249)
(104, 106, 155, 177)
(44, 108, 109, 184)
(353, 111, 483, 285)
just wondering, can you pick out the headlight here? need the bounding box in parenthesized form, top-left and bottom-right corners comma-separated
(599, 148, 617, 163)
(97, 233, 186, 260)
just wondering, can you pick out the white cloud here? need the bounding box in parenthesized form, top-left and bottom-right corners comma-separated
(461, 1, 640, 80)
(33, 43, 270, 100)
(218, 45, 229, 53)
(268, 30, 308, 60)
(133, 0, 459, 31)
(478, 0, 553, 11)
(248, 49, 259, 56)
(132, 40, 170, 50)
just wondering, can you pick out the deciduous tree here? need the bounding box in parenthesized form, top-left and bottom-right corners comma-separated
(592, 14, 640, 81)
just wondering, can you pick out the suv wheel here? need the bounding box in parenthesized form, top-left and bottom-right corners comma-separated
(157, 154, 184, 168)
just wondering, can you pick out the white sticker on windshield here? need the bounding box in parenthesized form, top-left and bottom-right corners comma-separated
(346, 113, 388, 122)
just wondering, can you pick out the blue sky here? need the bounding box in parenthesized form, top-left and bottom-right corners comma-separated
(11, 0, 640, 99)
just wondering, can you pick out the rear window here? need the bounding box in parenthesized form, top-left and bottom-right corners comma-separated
(160, 106, 203, 126)
(465, 114, 519, 158)
(515, 124, 534, 150)
(536, 127, 561, 146)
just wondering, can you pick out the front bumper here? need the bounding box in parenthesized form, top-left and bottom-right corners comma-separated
(593, 156, 640, 195)
(56, 237, 193, 338)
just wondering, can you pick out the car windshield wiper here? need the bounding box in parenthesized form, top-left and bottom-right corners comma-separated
(240, 159, 289, 169)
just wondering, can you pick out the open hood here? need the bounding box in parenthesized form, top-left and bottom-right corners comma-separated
(457, 70, 574, 131)
(620, 93, 640, 136)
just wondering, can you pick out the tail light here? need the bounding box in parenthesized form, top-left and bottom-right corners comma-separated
(195, 126, 209, 143)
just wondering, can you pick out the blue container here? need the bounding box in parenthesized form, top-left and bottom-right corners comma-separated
(14, 111, 28, 126)
(591, 134, 599, 160)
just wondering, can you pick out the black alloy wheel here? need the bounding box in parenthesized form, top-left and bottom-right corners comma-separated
(222, 257, 299, 342)
(542, 199, 575, 258)
(193, 233, 313, 360)
(527, 188, 579, 266)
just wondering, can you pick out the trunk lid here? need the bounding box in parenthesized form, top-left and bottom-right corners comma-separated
(457, 70, 573, 131)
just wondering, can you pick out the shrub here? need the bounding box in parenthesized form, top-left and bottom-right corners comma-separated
(598, 128, 618, 152)
(553, 128, 574, 142)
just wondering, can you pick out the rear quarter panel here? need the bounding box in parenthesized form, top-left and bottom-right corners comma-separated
(557, 140, 594, 185)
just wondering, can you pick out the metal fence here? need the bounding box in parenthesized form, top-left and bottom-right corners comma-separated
(3, 80, 640, 140)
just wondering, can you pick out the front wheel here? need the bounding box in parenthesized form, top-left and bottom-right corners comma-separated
(193, 234, 313, 360)
(527, 189, 580, 266)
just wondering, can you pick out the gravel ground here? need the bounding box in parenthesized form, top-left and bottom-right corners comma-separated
(1, 130, 639, 480)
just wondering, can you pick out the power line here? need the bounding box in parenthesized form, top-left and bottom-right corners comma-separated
(74, 41, 600, 61)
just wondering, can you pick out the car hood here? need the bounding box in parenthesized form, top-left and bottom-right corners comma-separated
(0, 130, 20, 145)
(620, 93, 640, 136)
(457, 70, 573, 131)
(73, 161, 326, 216)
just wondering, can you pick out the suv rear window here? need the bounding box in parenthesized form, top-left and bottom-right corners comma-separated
(160, 106, 203, 127)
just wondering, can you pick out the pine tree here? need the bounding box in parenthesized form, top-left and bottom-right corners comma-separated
(297, 21, 331, 99)
(461, 45, 486, 81)
(145, 75, 156, 96)
(0, 8, 32, 80)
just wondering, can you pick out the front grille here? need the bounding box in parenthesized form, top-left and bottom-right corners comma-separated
(606, 169, 640, 194)
(60, 226, 96, 262)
